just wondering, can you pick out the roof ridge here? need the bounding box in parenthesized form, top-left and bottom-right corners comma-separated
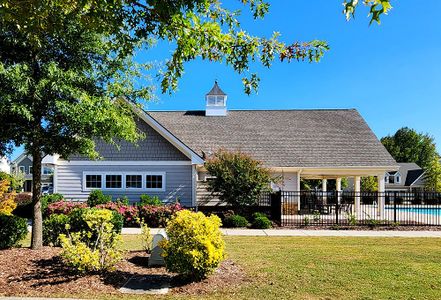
(147, 108, 357, 112)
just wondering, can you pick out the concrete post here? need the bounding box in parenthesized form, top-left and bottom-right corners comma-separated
(377, 175, 385, 218)
(322, 179, 327, 204)
(336, 177, 342, 205)
(354, 176, 361, 217)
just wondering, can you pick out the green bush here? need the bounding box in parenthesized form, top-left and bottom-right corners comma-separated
(161, 210, 225, 281)
(41, 193, 64, 212)
(69, 207, 123, 234)
(116, 196, 129, 205)
(59, 208, 123, 273)
(139, 194, 162, 206)
(87, 190, 112, 207)
(223, 214, 248, 228)
(251, 212, 272, 229)
(43, 214, 70, 246)
(205, 149, 274, 207)
(0, 214, 28, 249)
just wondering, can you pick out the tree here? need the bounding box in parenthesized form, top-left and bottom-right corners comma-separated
(424, 157, 441, 192)
(0, 1, 393, 249)
(361, 176, 378, 192)
(205, 150, 273, 208)
(0, 11, 146, 249)
(381, 127, 438, 170)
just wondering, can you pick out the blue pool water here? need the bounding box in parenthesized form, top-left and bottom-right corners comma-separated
(394, 208, 441, 216)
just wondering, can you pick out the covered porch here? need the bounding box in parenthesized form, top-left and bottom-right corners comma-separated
(272, 167, 397, 220)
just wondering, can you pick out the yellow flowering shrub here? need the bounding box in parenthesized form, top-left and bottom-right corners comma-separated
(59, 208, 123, 273)
(160, 210, 225, 280)
(0, 179, 16, 215)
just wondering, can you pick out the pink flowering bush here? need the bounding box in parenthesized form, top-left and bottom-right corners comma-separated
(96, 202, 140, 227)
(46, 200, 88, 215)
(138, 203, 183, 228)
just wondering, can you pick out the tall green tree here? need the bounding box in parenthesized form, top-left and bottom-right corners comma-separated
(381, 127, 438, 170)
(424, 157, 441, 192)
(0, 11, 148, 249)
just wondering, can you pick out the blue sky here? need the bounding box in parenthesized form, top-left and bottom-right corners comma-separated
(11, 1, 441, 159)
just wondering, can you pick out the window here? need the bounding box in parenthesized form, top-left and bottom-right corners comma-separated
(19, 166, 25, 173)
(389, 175, 395, 184)
(106, 174, 122, 189)
(207, 95, 216, 105)
(396, 175, 401, 184)
(28, 166, 33, 175)
(126, 175, 142, 189)
(86, 174, 102, 189)
(207, 95, 225, 106)
(146, 174, 164, 190)
(43, 166, 54, 175)
(384, 176, 389, 183)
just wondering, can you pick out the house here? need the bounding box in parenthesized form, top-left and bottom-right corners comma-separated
(385, 162, 425, 192)
(11, 153, 57, 192)
(51, 82, 397, 211)
(0, 157, 10, 174)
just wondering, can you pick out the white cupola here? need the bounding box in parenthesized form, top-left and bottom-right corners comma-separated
(205, 81, 227, 116)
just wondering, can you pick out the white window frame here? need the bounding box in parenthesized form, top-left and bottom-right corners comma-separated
(144, 172, 166, 192)
(396, 172, 401, 184)
(82, 171, 166, 192)
(28, 166, 33, 175)
(104, 173, 123, 190)
(125, 173, 143, 190)
(19, 166, 25, 174)
(83, 172, 103, 191)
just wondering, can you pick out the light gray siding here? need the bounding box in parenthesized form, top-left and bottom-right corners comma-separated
(56, 164, 193, 206)
(70, 118, 189, 161)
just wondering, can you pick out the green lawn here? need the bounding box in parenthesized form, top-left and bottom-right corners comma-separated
(20, 235, 441, 299)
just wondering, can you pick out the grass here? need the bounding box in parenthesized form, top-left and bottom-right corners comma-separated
(17, 235, 441, 299)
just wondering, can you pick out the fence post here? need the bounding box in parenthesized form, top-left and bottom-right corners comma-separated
(270, 191, 282, 226)
(393, 191, 397, 224)
(335, 190, 339, 225)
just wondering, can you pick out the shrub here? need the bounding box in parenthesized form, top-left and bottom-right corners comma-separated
(0, 214, 28, 249)
(69, 207, 123, 235)
(140, 222, 153, 253)
(46, 200, 88, 215)
(0, 179, 16, 215)
(87, 190, 112, 207)
(138, 203, 183, 227)
(41, 193, 64, 212)
(116, 196, 129, 205)
(251, 212, 272, 229)
(12, 193, 33, 219)
(43, 214, 70, 246)
(205, 149, 274, 207)
(161, 210, 225, 280)
(223, 214, 248, 228)
(59, 208, 123, 273)
(96, 202, 139, 227)
(139, 194, 162, 206)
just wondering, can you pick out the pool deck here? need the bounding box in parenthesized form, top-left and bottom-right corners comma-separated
(122, 227, 441, 238)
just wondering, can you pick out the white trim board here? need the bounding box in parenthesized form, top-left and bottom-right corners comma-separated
(58, 160, 192, 166)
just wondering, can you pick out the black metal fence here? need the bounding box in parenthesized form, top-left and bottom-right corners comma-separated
(268, 191, 441, 227)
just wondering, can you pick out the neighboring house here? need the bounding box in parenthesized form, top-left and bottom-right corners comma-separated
(11, 153, 57, 192)
(0, 157, 10, 174)
(51, 82, 397, 208)
(385, 162, 425, 192)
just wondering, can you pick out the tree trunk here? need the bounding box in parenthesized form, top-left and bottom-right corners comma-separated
(31, 149, 43, 249)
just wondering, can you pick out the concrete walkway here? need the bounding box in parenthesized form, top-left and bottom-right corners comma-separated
(122, 227, 441, 238)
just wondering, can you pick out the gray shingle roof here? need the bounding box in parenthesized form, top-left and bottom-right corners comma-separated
(206, 81, 226, 96)
(387, 162, 425, 186)
(148, 109, 397, 168)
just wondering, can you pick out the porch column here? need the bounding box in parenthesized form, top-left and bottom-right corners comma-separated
(377, 175, 385, 218)
(336, 177, 342, 205)
(296, 171, 301, 212)
(354, 176, 361, 216)
(322, 179, 327, 204)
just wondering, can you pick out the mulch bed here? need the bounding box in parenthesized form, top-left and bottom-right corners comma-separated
(0, 247, 247, 297)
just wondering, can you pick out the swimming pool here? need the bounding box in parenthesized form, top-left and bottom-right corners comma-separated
(394, 208, 441, 216)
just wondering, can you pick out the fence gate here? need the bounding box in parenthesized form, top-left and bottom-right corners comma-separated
(270, 191, 282, 225)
